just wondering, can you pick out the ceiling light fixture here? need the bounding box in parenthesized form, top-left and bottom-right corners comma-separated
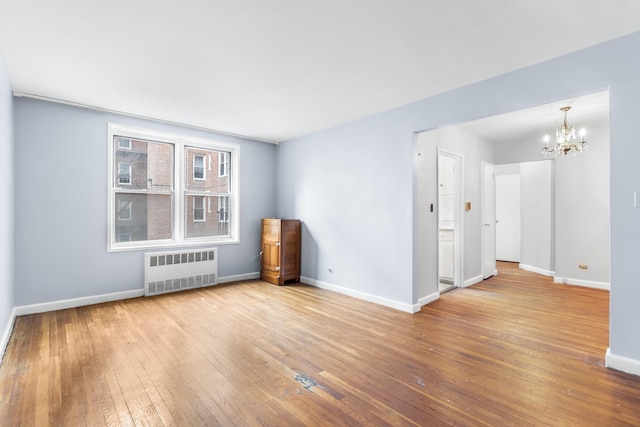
(542, 106, 588, 157)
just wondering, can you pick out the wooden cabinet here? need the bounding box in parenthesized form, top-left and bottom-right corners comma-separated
(260, 218, 301, 285)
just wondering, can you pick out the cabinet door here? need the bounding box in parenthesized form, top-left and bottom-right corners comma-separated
(261, 219, 282, 285)
(281, 220, 301, 282)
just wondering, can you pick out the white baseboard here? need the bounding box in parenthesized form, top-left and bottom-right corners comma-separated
(12, 273, 262, 316)
(0, 307, 17, 365)
(553, 276, 610, 291)
(463, 275, 484, 288)
(301, 276, 418, 313)
(14, 289, 145, 316)
(418, 291, 440, 309)
(519, 263, 555, 277)
(606, 348, 640, 376)
(218, 272, 260, 284)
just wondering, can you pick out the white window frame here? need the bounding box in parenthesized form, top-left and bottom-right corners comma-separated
(193, 196, 206, 222)
(108, 123, 241, 252)
(219, 152, 229, 177)
(193, 154, 205, 180)
(118, 162, 131, 185)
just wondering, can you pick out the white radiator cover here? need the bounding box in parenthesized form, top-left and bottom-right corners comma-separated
(144, 248, 218, 296)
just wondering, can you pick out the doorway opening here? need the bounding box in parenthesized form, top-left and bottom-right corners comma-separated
(438, 150, 462, 293)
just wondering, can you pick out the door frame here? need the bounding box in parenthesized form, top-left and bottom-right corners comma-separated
(481, 161, 497, 279)
(438, 149, 463, 289)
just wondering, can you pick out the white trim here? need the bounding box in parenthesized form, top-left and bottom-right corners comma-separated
(606, 348, 640, 376)
(301, 276, 418, 313)
(418, 291, 440, 308)
(553, 276, 610, 290)
(13, 289, 145, 316)
(0, 308, 17, 365)
(218, 272, 260, 284)
(519, 263, 555, 277)
(463, 274, 484, 288)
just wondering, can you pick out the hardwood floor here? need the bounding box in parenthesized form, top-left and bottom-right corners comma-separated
(2, 262, 640, 426)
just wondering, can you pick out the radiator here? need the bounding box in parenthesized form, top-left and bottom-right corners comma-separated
(144, 248, 218, 296)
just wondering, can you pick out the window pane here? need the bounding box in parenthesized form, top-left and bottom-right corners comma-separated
(114, 137, 174, 190)
(185, 147, 229, 193)
(185, 195, 229, 238)
(115, 193, 172, 242)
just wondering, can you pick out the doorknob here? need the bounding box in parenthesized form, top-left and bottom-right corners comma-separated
(484, 223, 491, 227)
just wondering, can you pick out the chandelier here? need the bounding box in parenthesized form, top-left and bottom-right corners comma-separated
(542, 106, 588, 157)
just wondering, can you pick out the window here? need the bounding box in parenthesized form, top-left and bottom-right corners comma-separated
(194, 155, 205, 180)
(108, 123, 240, 251)
(219, 152, 229, 177)
(118, 162, 131, 185)
(193, 196, 205, 222)
(117, 137, 131, 149)
(117, 199, 132, 220)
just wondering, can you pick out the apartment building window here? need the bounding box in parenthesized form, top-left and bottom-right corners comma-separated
(194, 155, 205, 180)
(219, 152, 229, 177)
(118, 162, 131, 185)
(117, 199, 132, 220)
(108, 123, 240, 251)
(117, 137, 131, 149)
(193, 196, 205, 222)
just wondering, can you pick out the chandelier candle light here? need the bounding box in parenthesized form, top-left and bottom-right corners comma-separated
(542, 106, 588, 157)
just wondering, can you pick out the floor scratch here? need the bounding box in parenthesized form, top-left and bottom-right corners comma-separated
(295, 373, 320, 393)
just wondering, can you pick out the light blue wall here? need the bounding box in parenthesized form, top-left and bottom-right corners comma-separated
(277, 32, 640, 363)
(13, 98, 277, 306)
(0, 54, 14, 355)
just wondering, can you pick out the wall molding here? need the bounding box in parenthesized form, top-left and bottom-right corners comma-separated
(218, 272, 260, 284)
(301, 276, 418, 313)
(0, 308, 17, 365)
(418, 291, 440, 309)
(14, 289, 145, 316)
(553, 276, 610, 291)
(463, 275, 484, 288)
(606, 348, 640, 376)
(519, 263, 554, 277)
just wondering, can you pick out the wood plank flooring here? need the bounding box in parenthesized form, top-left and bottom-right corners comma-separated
(2, 262, 640, 426)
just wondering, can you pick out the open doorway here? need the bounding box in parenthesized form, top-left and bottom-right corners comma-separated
(438, 150, 462, 293)
(413, 90, 610, 307)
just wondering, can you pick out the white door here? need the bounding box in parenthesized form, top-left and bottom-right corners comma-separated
(496, 173, 521, 262)
(482, 162, 496, 279)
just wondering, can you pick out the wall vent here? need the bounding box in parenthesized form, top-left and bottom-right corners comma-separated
(144, 248, 218, 296)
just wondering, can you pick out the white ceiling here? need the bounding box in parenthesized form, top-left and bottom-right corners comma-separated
(458, 90, 610, 144)
(0, 1, 638, 142)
